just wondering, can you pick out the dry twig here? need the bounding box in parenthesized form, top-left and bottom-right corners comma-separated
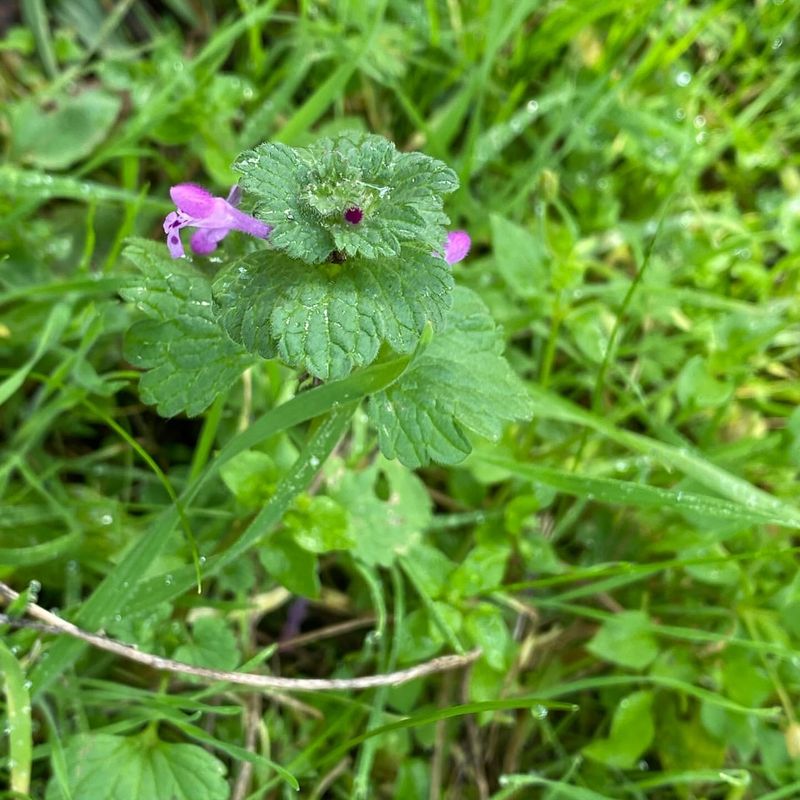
(0, 582, 479, 692)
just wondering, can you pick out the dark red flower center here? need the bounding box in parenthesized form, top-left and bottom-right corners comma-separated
(344, 206, 363, 224)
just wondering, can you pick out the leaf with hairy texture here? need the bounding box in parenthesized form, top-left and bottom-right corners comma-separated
(234, 132, 458, 264)
(213, 248, 453, 380)
(368, 287, 533, 467)
(121, 239, 253, 417)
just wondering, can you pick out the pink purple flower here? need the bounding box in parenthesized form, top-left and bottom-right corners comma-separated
(344, 206, 363, 224)
(444, 230, 471, 264)
(163, 183, 271, 258)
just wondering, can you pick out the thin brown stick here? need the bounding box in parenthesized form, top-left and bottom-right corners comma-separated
(275, 615, 376, 652)
(231, 694, 261, 800)
(309, 756, 352, 800)
(0, 582, 479, 692)
(461, 664, 489, 800)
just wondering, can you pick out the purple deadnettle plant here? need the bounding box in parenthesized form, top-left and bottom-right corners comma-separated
(163, 183, 271, 258)
(124, 132, 530, 468)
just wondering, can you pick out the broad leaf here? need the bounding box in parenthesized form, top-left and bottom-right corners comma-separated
(328, 457, 431, 567)
(368, 287, 533, 467)
(587, 611, 659, 670)
(173, 616, 240, 671)
(583, 691, 655, 768)
(9, 89, 121, 170)
(45, 733, 228, 800)
(213, 249, 453, 380)
(489, 213, 548, 299)
(284, 494, 354, 553)
(121, 239, 253, 416)
(235, 133, 458, 263)
(259, 532, 320, 597)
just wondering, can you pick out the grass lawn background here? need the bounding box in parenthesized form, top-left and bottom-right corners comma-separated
(1, 1, 800, 797)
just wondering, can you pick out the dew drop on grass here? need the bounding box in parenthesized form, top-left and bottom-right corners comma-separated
(675, 71, 692, 87)
(772, 37, 783, 49)
(693, 114, 706, 129)
(527, 99, 539, 113)
(532, 704, 548, 720)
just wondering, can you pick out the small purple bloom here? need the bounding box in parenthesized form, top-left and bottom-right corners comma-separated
(344, 206, 363, 225)
(444, 230, 471, 264)
(163, 183, 271, 258)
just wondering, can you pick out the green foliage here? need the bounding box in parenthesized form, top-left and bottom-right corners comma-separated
(327, 456, 431, 567)
(259, 532, 320, 597)
(213, 248, 453, 380)
(490, 214, 549, 299)
(587, 611, 660, 671)
(235, 133, 457, 263)
(45, 733, 229, 800)
(8, 89, 121, 170)
(368, 287, 533, 466)
(583, 691, 655, 768)
(3, 2, 800, 799)
(173, 617, 240, 671)
(120, 240, 252, 416)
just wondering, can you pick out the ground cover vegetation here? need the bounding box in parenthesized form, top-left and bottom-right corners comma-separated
(1, 0, 800, 797)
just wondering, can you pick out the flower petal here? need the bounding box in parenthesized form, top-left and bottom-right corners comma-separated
(163, 211, 181, 234)
(444, 230, 471, 264)
(190, 227, 229, 255)
(223, 202, 272, 239)
(226, 185, 242, 206)
(170, 183, 215, 217)
(166, 229, 185, 258)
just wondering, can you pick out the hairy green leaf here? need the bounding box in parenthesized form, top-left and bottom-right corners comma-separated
(234, 132, 458, 263)
(368, 287, 533, 467)
(121, 239, 253, 417)
(213, 248, 453, 380)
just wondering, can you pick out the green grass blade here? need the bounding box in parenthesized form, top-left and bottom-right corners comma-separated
(0, 639, 32, 795)
(478, 453, 800, 528)
(29, 354, 412, 696)
(527, 385, 800, 526)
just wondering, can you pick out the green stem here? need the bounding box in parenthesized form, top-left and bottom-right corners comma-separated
(352, 567, 404, 799)
(539, 296, 563, 390)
